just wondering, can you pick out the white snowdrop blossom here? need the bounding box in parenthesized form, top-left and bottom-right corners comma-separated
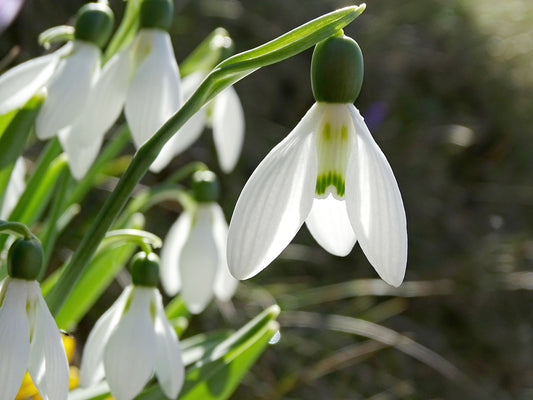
(161, 202, 238, 313)
(0, 157, 25, 219)
(0, 277, 69, 400)
(227, 102, 407, 287)
(79, 285, 184, 400)
(156, 71, 245, 173)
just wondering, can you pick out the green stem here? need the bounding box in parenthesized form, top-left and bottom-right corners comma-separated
(46, 5, 365, 314)
(0, 220, 37, 240)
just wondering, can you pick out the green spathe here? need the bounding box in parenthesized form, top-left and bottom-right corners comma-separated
(140, 0, 174, 31)
(8, 238, 43, 280)
(311, 33, 364, 103)
(74, 2, 115, 48)
(130, 251, 160, 287)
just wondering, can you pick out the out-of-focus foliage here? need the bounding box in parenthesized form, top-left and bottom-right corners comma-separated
(2, 0, 532, 399)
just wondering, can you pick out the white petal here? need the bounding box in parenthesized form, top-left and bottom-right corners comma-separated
(345, 106, 407, 287)
(227, 104, 321, 280)
(210, 203, 238, 301)
(153, 290, 184, 398)
(160, 212, 191, 296)
(212, 85, 245, 173)
(0, 278, 31, 400)
(27, 284, 69, 400)
(0, 45, 67, 115)
(305, 194, 356, 256)
(57, 49, 132, 179)
(125, 30, 181, 154)
(104, 287, 157, 400)
(179, 205, 219, 314)
(0, 157, 26, 219)
(79, 286, 132, 387)
(59, 130, 104, 180)
(35, 41, 101, 139)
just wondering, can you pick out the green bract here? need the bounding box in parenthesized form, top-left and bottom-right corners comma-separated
(311, 33, 364, 103)
(140, 0, 173, 31)
(192, 171, 220, 203)
(74, 2, 115, 48)
(130, 251, 160, 287)
(8, 238, 44, 280)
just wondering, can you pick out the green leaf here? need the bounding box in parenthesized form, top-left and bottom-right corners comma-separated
(46, 5, 366, 315)
(0, 162, 15, 211)
(0, 93, 45, 169)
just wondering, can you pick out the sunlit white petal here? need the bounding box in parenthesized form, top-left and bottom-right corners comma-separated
(27, 285, 69, 400)
(210, 203, 238, 301)
(0, 157, 25, 218)
(345, 105, 407, 287)
(179, 205, 219, 313)
(160, 212, 191, 296)
(0, 45, 68, 115)
(58, 130, 103, 180)
(79, 286, 132, 387)
(227, 104, 321, 280)
(305, 194, 356, 256)
(212, 85, 244, 173)
(104, 287, 157, 400)
(0, 278, 30, 400)
(153, 291, 184, 398)
(35, 41, 100, 139)
(125, 30, 181, 170)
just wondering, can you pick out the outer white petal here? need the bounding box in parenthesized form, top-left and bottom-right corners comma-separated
(345, 106, 407, 287)
(153, 290, 184, 398)
(212, 85, 245, 173)
(0, 278, 31, 400)
(305, 194, 357, 257)
(227, 104, 321, 280)
(36, 41, 101, 139)
(210, 203, 238, 301)
(160, 212, 191, 296)
(125, 30, 181, 165)
(104, 287, 157, 400)
(179, 205, 218, 314)
(0, 45, 68, 114)
(79, 286, 132, 387)
(0, 157, 25, 219)
(27, 283, 69, 400)
(58, 49, 132, 179)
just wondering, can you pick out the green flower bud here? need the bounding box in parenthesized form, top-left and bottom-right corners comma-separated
(7, 238, 44, 281)
(74, 2, 115, 48)
(311, 33, 364, 103)
(140, 0, 174, 31)
(192, 170, 220, 203)
(130, 252, 160, 287)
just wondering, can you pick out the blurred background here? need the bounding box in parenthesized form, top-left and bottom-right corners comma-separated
(2, 0, 533, 399)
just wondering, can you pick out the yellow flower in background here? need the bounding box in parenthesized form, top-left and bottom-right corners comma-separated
(16, 334, 79, 400)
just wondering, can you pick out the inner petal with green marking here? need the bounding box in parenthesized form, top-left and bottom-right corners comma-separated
(314, 104, 354, 200)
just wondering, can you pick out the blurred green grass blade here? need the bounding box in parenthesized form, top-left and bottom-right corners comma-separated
(0, 109, 18, 139)
(0, 161, 15, 211)
(8, 138, 61, 223)
(180, 28, 232, 77)
(0, 93, 44, 169)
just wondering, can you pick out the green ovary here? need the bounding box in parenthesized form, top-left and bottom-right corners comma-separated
(314, 111, 353, 199)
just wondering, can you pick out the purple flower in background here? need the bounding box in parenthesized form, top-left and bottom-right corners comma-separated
(0, 0, 25, 34)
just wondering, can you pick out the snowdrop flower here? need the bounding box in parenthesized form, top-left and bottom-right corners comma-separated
(160, 170, 238, 313)
(80, 252, 184, 400)
(0, 238, 69, 400)
(227, 33, 407, 287)
(1, 157, 25, 219)
(0, 2, 114, 146)
(157, 28, 245, 173)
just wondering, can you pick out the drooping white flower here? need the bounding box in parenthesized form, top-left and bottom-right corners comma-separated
(79, 285, 184, 400)
(0, 157, 25, 219)
(160, 201, 238, 313)
(155, 71, 245, 174)
(227, 34, 407, 287)
(0, 277, 69, 400)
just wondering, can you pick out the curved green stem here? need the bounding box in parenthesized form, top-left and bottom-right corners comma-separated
(46, 5, 365, 315)
(103, 229, 162, 254)
(0, 220, 37, 240)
